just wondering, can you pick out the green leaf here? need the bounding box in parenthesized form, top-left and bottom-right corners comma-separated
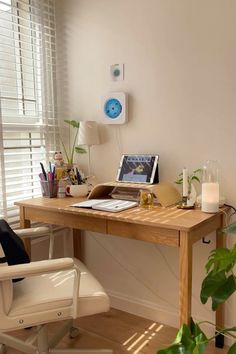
(64, 119, 80, 128)
(200, 270, 226, 305)
(174, 168, 202, 186)
(157, 321, 210, 354)
(193, 169, 202, 174)
(232, 244, 236, 261)
(157, 343, 187, 354)
(201, 270, 236, 310)
(172, 325, 186, 344)
(74, 146, 87, 154)
(157, 322, 209, 354)
(181, 326, 195, 349)
(191, 321, 206, 339)
(173, 324, 192, 345)
(175, 178, 183, 184)
(211, 275, 236, 310)
(190, 176, 200, 183)
(205, 248, 234, 274)
(171, 324, 195, 352)
(190, 321, 208, 354)
(228, 342, 236, 354)
(194, 333, 208, 354)
(190, 319, 200, 336)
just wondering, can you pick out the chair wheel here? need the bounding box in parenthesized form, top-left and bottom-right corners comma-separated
(0, 344, 6, 354)
(69, 326, 79, 338)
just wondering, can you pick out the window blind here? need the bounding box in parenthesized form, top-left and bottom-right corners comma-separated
(0, 0, 59, 226)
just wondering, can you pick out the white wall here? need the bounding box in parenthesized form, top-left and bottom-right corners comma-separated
(55, 0, 236, 334)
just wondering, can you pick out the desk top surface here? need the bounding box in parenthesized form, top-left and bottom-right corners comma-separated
(15, 197, 226, 232)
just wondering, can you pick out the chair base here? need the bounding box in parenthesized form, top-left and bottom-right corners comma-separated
(0, 320, 113, 354)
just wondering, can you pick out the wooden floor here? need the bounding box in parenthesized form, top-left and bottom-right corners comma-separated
(6, 308, 228, 354)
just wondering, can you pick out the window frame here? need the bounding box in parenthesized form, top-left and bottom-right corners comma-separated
(0, 0, 59, 226)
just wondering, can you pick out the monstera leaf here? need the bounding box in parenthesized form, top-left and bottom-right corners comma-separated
(200, 246, 236, 310)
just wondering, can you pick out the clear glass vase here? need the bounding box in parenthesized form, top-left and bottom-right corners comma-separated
(201, 160, 219, 213)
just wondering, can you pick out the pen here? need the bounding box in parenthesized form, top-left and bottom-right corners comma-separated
(52, 165, 55, 180)
(48, 171, 53, 181)
(40, 162, 47, 180)
(76, 167, 83, 184)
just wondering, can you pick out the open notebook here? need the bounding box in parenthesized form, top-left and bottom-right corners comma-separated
(71, 199, 138, 213)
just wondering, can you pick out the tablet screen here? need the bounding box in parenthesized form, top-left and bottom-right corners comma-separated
(116, 154, 159, 184)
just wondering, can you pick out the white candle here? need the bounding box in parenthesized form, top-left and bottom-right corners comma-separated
(182, 168, 188, 197)
(201, 182, 219, 213)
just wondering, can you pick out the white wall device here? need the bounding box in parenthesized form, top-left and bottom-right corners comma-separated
(110, 64, 124, 81)
(102, 92, 128, 125)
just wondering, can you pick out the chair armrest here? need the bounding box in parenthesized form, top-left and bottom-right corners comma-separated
(0, 258, 74, 281)
(14, 226, 51, 239)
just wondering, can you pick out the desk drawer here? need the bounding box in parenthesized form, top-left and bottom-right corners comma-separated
(24, 208, 107, 233)
(107, 220, 179, 247)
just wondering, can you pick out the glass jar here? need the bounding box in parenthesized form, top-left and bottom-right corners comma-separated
(201, 160, 219, 213)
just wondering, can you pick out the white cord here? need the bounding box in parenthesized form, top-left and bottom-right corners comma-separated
(114, 125, 123, 157)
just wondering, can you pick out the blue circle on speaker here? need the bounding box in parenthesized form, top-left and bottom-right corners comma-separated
(104, 98, 122, 119)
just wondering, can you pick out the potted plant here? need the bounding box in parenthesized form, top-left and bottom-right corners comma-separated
(175, 169, 202, 188)
(175, 168, 202, 205)
(61, 119, 86, 167)
(156, 221, 236, 354)
(54, 120, 87, 193)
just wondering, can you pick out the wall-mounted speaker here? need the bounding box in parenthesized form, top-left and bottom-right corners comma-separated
(102, 92, 128, 124)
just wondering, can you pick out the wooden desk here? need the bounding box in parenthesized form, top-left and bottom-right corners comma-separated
(15, 197, 226, 332)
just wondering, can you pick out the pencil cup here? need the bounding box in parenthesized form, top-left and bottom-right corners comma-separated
(40, 180, 59, 198)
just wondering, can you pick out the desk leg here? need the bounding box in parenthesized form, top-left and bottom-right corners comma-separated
(19, 206, 31, 258)
(73, 229, 83, 261)
(215, 216, 226, 348)
(179, 230, 192, 326)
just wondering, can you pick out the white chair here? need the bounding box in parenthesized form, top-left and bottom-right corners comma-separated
(0, 225, 113, 354)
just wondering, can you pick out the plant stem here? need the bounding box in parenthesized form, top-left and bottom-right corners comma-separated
(70, 127, 79, 165)
(198, 321, 236, 340)
(60, 137, 70, 163)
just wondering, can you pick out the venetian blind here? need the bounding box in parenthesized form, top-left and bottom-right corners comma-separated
(0, 0, 59, 226)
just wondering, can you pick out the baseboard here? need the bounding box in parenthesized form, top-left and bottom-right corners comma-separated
(107, 289, 179, 329)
